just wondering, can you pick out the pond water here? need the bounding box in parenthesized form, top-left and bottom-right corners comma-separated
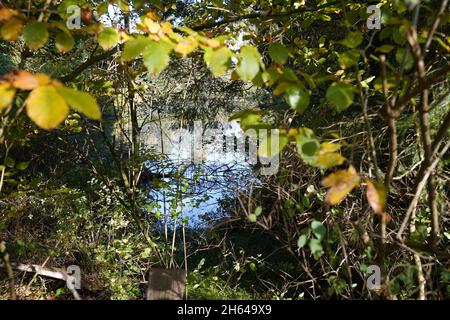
(143, 120, 258, 228)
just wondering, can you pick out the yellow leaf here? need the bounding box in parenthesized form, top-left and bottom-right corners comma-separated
(207, 39, 221, 48)
(0, 82, 16, 110)
(175, 37, 198, 57)
(312, 142, 345, 169)
(322, 166, 360, 205)
(25, 85, 69, 130)
(160, 22, 173, 35)
(144, 18, 161, 34)
(366, 179, 387, 214)
(1, 17, 23, 41)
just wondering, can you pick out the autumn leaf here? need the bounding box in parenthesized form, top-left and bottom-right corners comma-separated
(1, 17, 24, 41)
(0, 8, 18, 21)
(0, 82, 16, 110)
(322, 166, 360, 205)
(25, 85, 69, 130)
(9, 71, 51, 90)
(366, 179, 387, 214)
(175, 36, 198, 57)
(311, 142, 346, 169)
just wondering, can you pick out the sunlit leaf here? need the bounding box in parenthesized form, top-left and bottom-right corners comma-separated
(98, 27, 120, 50)
(26, 85, 69, 130)
(312, 151, 346, 169)
(0, 82, 16, 110)
(57, 86, 101, 120)
(284, 85, 310, 113)
(175, 36, 198, 57)
(366, 179, 387, 214)
(204, 46, 232, 77)
(122, 36, 151, 61)
(142, 40, 172, 74)
(236, 45, 262, 81)
(322, 166, 360, 205)
(10, 71, 51, 90)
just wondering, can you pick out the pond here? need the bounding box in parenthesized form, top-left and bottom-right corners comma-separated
(142, 119, 258, 228)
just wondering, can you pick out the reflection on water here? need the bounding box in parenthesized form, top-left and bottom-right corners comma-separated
(144, 121, 258, 228)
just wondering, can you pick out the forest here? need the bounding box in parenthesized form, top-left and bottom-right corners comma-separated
(0, 0, 449, 301)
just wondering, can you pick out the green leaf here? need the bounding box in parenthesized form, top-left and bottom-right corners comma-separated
(393, 26, 407, 45)
(311, 220, 326, 241)
(284, 85, 310, 113)
(229, 110, 270, 131)
(57, 86, 101, 120)
(5, 157, 15, 168)
(376, 44, 395, 53)
(254, 206, 262, 216)
(23, 22, 49, 50)
(258, 130, 289, 158)
(339, 31, 363, 48)
(297, 234, 308, 249)
(25, 85, 69, 130)
(338, 50, 360, 69)
(55, 31, 74, 53)
(268, 43, 289, 64)
(309, 238, 324, 259)
(262, 67, 280, 86)
(98, 27, 120, 50)
(16, 161, 29, 171)
(204, 46, 233, 77)
(122, 36, 152, 61)
(248, 214, 257, 222)
(296, 135, 320, 164)
(142, 41, 172, 75)
(395, 47, 413, 70)
(236, 45, 262, 81)
(326, 82, 354, 111)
